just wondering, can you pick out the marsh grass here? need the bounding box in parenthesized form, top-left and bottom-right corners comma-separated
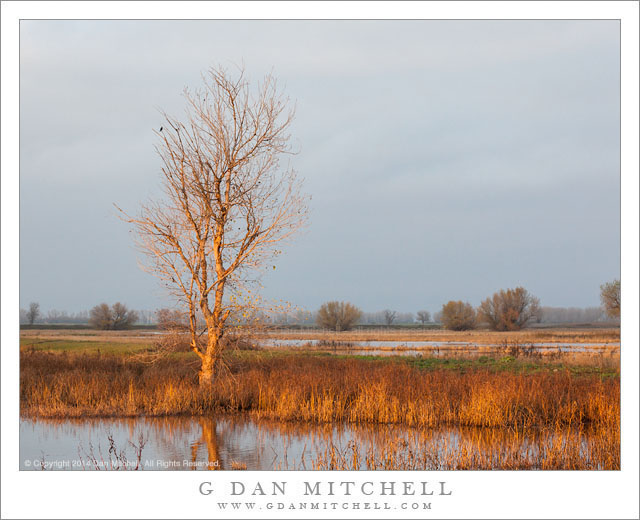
(21, 349, 619, 429)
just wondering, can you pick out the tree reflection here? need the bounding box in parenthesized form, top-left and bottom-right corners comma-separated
(190, 417, 222, 470)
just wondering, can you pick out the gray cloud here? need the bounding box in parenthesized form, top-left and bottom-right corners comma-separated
(19, 20, 620, 314)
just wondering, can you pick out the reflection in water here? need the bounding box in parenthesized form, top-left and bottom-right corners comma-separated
(19, 415, 604, 470)
(189, 418, 222, 470)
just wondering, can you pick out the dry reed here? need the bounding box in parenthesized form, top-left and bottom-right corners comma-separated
(21, 350, 619, 434)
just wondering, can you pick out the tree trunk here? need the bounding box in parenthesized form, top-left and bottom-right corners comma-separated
(198, 331, 222, 386)
(198, 356, 215, 386)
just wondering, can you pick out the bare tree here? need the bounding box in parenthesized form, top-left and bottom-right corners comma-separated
(383, 309, 397, 326)
(89, 303, 113, 330)
(89, 303, 138, 330)
(416, 310, 430, 325)
(26, 302, 40, 325)
(112, 302, 139, 329)
(477, 287, 541, 331)
(122, 67, 307, 386)
(156, 308, 189, 331)
(600, 279, 620, 319)
(316, 301, 362, 331)
(440, 301, 476, 331)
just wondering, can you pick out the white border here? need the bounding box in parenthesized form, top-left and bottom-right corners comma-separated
(2, 2, 638, 519)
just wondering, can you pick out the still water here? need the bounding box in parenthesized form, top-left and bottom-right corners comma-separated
(260, 339, 619, 357)
(20, 415, 592, 471)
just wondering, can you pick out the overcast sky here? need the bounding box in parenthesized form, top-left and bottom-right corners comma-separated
(19, 20, 620, 315)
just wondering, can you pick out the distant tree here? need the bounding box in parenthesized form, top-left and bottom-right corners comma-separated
(416, 310, 431, 325)
(360, 311, 385, 325)
(89, 303, 138, 330)
(134, 310, 154, 325)
(477, 287, 541, 331)
(156, 308, 188, 331)
(440, 301, 476, 331)
(89, 303, 113, 329)
(397, 312, 414, 324)
(294, 309, 312, 325)
(383, 310, 397, 326)
(46, 309, 64, 323)
(37, 309, 89, 325)
(26, 302, 40, 325)
(540, 306, 604, 324)
(600, 279, 620, 319)
(112, 302, 138, 329)
(316, 301, 362, 331)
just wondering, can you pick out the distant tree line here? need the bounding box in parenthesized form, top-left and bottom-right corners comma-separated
(20, 279, 620, 331)
(312, 280, 620, 332)
(360, 310, 415, 325)
(435, 281, 620, 331)
(19, 305, 90, 325)
(19, 303, 155, 326)
(539, 306, 605, 323)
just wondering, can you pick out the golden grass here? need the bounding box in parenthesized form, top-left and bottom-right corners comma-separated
(21, 350, 619, 431)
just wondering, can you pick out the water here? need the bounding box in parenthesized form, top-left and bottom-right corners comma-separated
(20, 416, 594, 471)
(259, 339, 619, 357)
(20, 416, 399, 470)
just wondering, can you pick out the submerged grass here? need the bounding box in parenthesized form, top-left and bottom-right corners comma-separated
(306, 428, 619, 470)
